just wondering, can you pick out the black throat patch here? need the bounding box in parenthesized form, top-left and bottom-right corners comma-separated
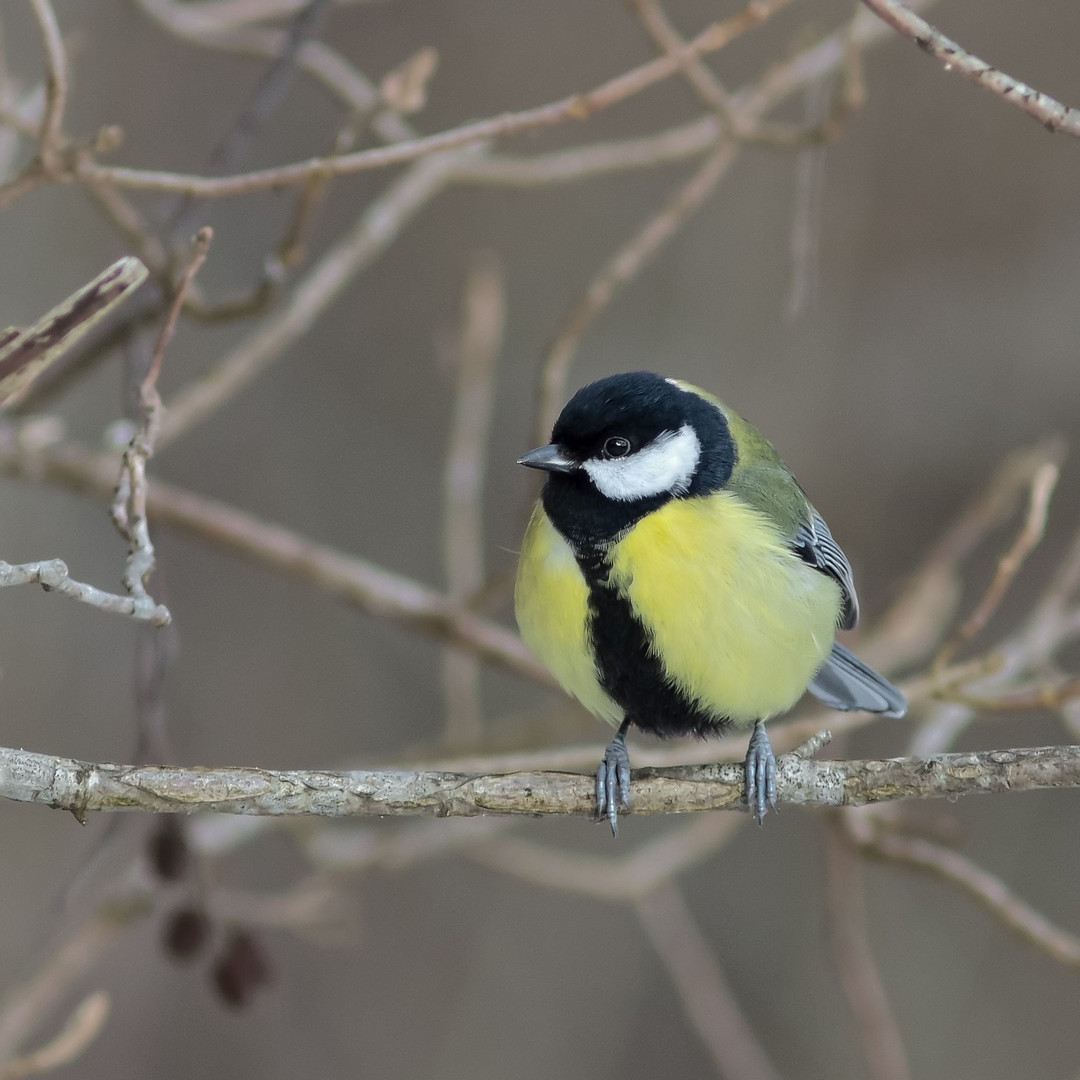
(575, 547, 731, 739)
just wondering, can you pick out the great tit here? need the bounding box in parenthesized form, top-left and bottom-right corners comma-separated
(515, 371, 905, 833)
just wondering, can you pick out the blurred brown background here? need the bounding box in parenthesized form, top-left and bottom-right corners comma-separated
(1, 1, 1079, 1078)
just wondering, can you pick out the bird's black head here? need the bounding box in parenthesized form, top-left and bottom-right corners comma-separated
(520, 371, 735, 550)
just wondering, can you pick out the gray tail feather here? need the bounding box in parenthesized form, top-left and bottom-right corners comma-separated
(808, 642, 906, 717)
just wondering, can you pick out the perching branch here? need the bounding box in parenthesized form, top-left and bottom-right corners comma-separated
(3, 741, 1080, 821)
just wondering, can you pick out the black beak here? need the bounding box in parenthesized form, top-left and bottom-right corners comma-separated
(517, 443, 578, 473)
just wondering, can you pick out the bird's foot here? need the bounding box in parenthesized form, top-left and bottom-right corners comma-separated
(595, 724, 631, 837)
(744, 720, 778, 825)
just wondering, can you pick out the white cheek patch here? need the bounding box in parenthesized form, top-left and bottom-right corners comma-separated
(583, 424, 701, 501)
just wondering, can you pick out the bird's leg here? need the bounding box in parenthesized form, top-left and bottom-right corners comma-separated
(744, 719, 778, 824)
(595, 717, 632, 837)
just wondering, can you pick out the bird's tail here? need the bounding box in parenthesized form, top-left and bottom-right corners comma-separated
(807, 642, 906, 717)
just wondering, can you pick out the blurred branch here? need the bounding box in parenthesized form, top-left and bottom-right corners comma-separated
(0, 992, 109, 1080)
(860, 0, 1080, 138)
(536, 141, 738, 443)
(636, 883, 782, 1080)
(27, 0, 67, 176)
(0, 441, 548, 683)
(846, 812, 1080, 971)
(860, 437, 1066, 673)
(441, 254, 506, 742)
(73, 0, 789, 198)
(468, 813, 740, 902)
(934, 460, 1058, 671)
(134, 0, 418, 144)
(4, 741, 1080, 820)
(0, 993, 109, 1080)
(156, 145, 474, 448)
(0, 899, 143, 1064)
(824, 817, 911, 1080)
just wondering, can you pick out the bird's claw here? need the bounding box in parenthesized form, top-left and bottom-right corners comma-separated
(744, 720, 778, 825)
(595, 731, 631, 837)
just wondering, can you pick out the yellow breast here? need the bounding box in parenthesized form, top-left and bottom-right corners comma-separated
(514, 504, 623, 725)
(515, 493, 841, 729)
(607, 492, 841, 723)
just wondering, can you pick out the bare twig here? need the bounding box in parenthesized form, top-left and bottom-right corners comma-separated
(631, 0, 737, 126)
(0, 993, 109, 1080)
(76, 0, 790, 199)
(536, 141, 738, 443)
(111, 229, 211, 609)
(26, 0, 67, 174)
(0, 441, 547, 683)
(860, 0, 1080, 138)
(824, 817, 911, 1080)
(0, 558, 169, 625)
(934, 461, 1059, 671)
(635, 884, 782, 1080)
(847, 815, 1080, 970)
(134, 0, 417, 145)
(441, 254, 506, 742)
(458, 1, 933, 189)
(859, 437, 1067, 673)
(3, 743, 1080, 820)
(156, 146, 473, 448)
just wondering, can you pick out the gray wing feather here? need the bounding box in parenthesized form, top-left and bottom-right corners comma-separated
(793, 509, 859, 630)
(808, 642, 906, 717)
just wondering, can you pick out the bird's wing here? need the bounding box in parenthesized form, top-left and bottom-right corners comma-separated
(790, 506, 859, 630)
(692, 390, 860, 630)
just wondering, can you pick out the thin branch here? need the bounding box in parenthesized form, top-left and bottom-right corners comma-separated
(3, 743, 1080, 820)
(0, 993, 109, 1080)
(441, 254, 506, 742)
(457, 1, 934, 190)
(0, 558, 170, 626)
(27, 0, 66, 174)
(156, 145, 472, 448)
(631, 0, 737, 125)
(635, 883, 782, 1080)
(468, 813, 741, 902)
(535, 141, 738, 443)
(859, 437, 1067, 673)
(111, 229, 211, 611)
(0, 441, 548, 683)
(847, 815, 1080, 970)
(934, 460, 1059, 671)
(75, 0, 790, 199)
(859, 0, 1080, 138)
(823, 817, 911, 1080)
(134, 0, 417, 145)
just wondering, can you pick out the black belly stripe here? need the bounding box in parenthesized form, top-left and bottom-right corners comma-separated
(576, 550, 732, 739)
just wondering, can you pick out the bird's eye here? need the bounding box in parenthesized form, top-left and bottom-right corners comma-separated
(603, 436, 631, 459)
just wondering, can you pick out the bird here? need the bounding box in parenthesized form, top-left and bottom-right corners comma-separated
(514, 371, 905, 834)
